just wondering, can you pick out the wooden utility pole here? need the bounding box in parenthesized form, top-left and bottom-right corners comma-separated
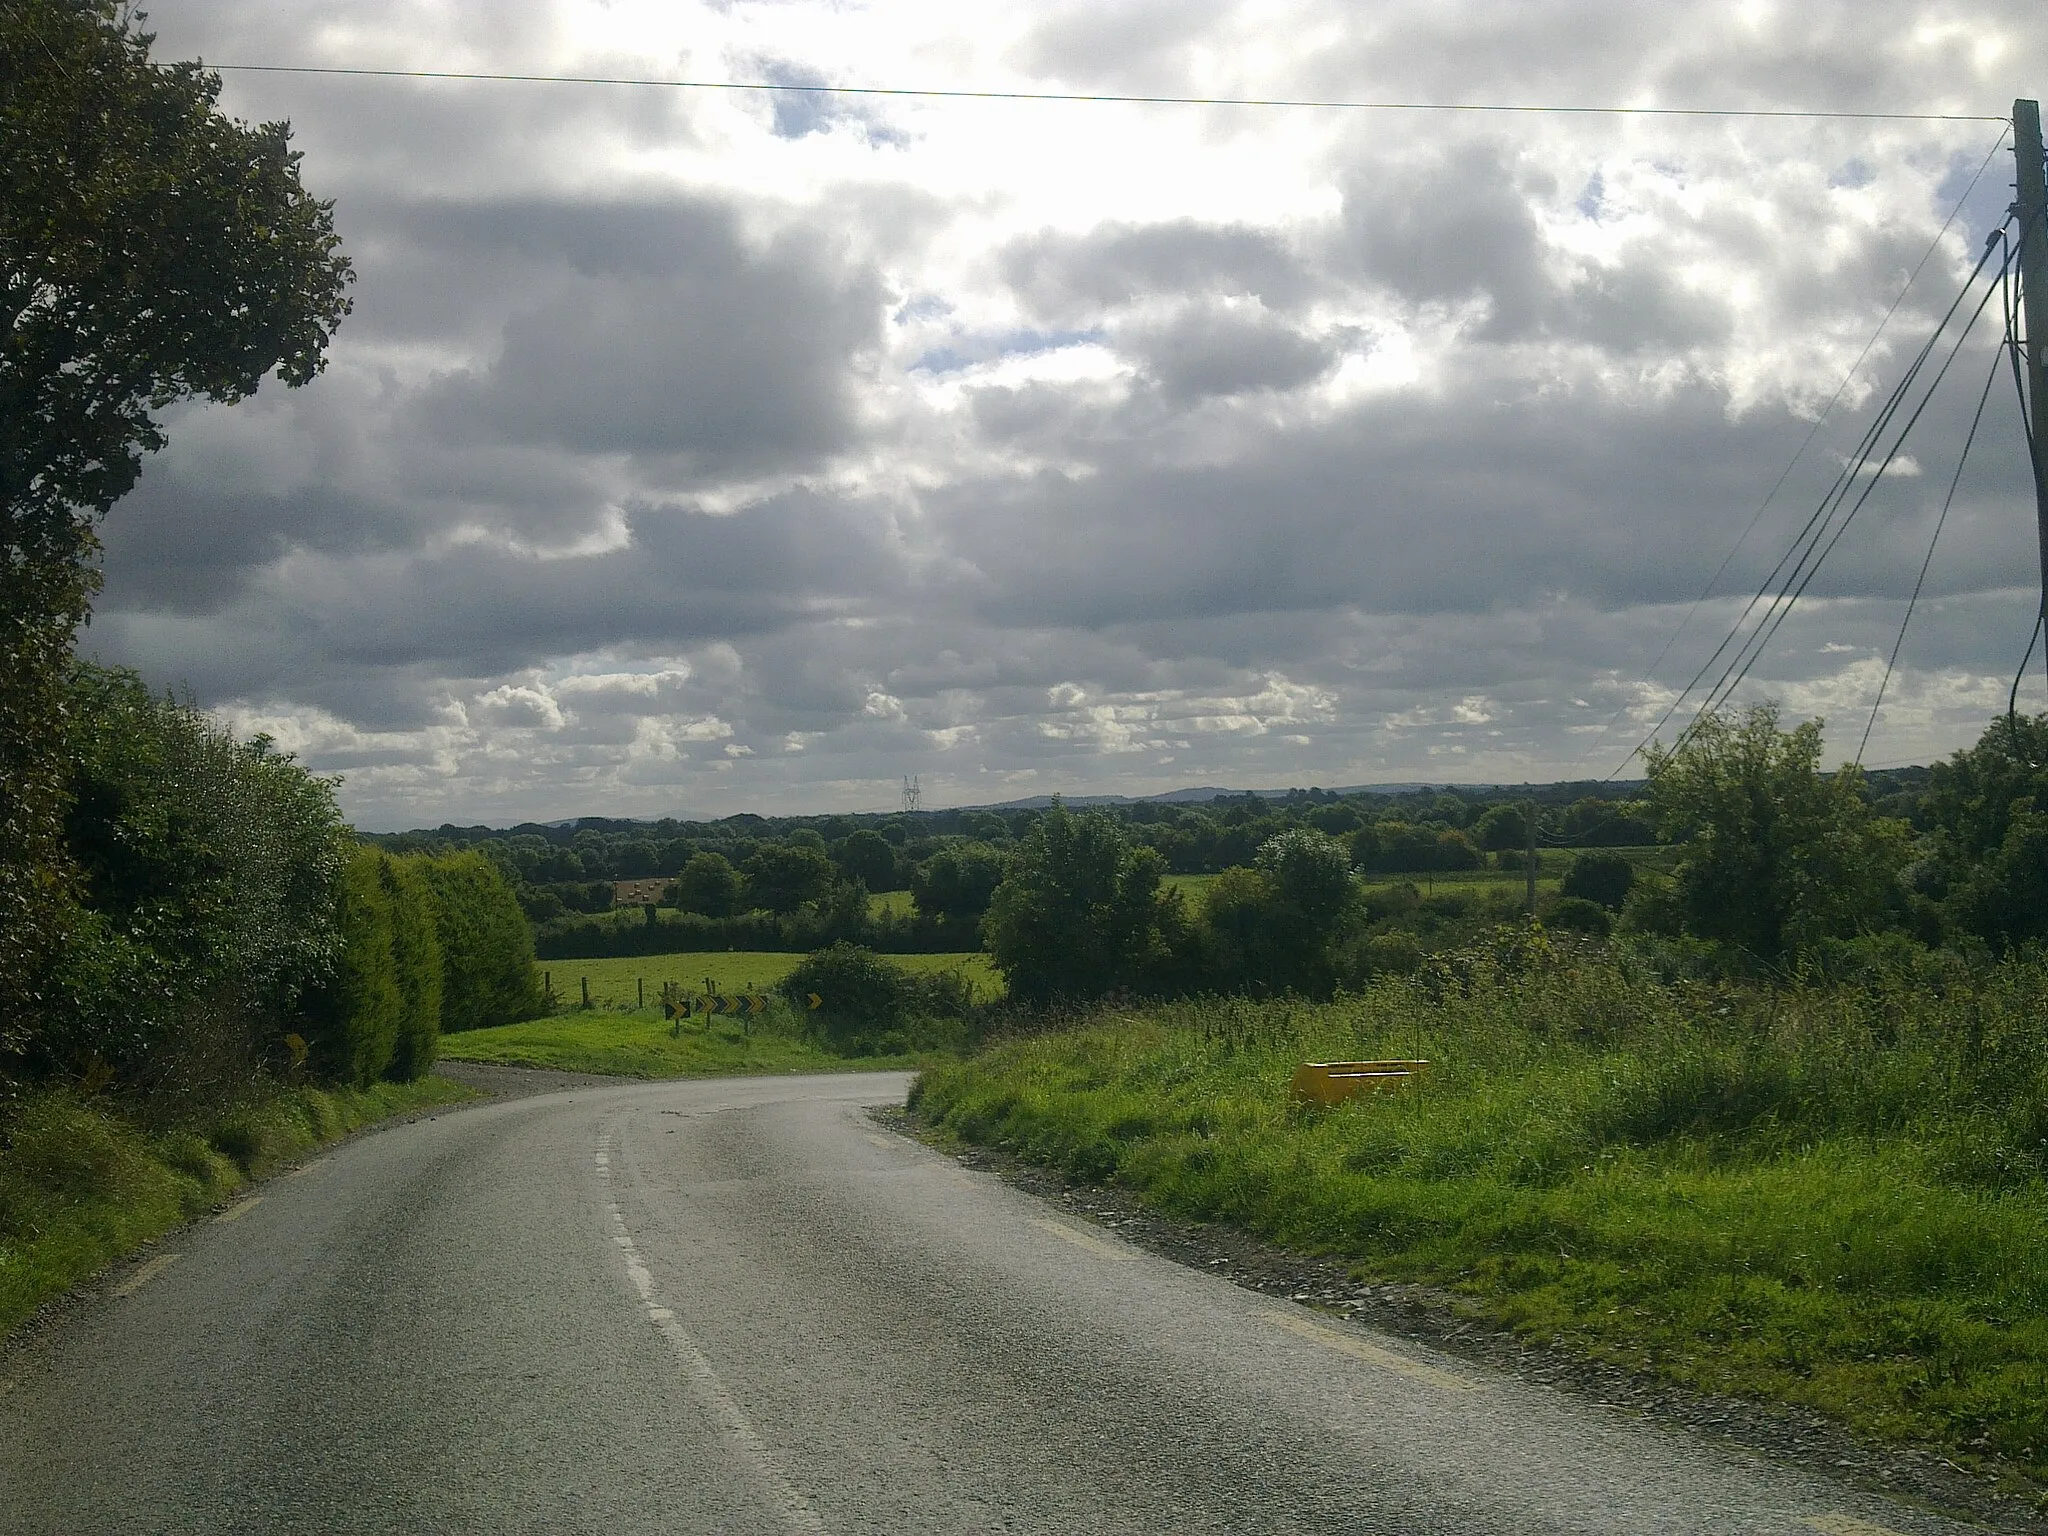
(2015, 99, 2048, 674)
(1524, 798, 1538, 916)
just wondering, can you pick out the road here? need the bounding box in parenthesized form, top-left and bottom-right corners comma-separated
(0, 1070, 1974, 1534)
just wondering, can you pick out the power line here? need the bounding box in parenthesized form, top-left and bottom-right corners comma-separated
(201, 64, 2011, 122)
(1692, 245, 2010, 729)
(1568, 127, 2009, 777)
(1617, 223, 2015, 771)
(1854, 340, 2005, 764)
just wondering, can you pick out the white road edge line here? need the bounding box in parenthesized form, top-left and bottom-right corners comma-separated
(213, 1197, 262, 1224)
(596, 1125, 828, 1536)
(113, 1254, 179, 1298)
(1267, 1309, 1478, 1393)
(1029, 1215, 1138, 1262)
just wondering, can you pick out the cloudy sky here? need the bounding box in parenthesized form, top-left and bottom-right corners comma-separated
(91, 1, 2046, 826)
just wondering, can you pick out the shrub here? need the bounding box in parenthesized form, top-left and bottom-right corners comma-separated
(418, 851, 543, 1032)
(41, 664, 348, 1106)
(1362, 930, 1423, 976)
(302, 849, 402, 1087)
(1545, 896, 1613, 937)
(779, 943, 972, 1055)
(382, 855, 442, 1082)
(1561, 850, 1635, 910)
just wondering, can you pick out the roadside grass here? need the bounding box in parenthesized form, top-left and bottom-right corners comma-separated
(440, 1006, 946, 1077)
(528, 949, 1001, 1010)
(912, 946, 2048, 1483)
(0, 1075, 472, 1339)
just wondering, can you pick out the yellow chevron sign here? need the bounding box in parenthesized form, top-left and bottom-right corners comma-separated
(664, 993, 781, 1020)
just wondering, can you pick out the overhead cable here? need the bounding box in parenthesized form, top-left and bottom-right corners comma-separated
(1569, 127, 2009, 777)
(200, 64, 2010, 122)
(1854, 340, 2006, 763)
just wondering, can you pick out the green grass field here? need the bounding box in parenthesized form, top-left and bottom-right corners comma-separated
(866, 888, 916, 918)
(438, 1008, 945, 1078)
(530, 949, 1002, 1009)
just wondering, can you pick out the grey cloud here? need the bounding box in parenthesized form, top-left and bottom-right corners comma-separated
(1121, 304, 1338, 401)
(419, 202, 883, 468)
(1005, 220, 1315, 320)
(1336, 140, 1554, 333)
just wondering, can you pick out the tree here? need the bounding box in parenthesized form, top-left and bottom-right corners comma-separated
(911, 842, 1008, 926)
(381, 855, 443, 1083)
(741, 842, 836, 916)
(1561, 850, 1635, 911)
(832, 829, 900, 892)
(671, 851, 741, 917)
(983, 803, 1176, 1006)
(1472, 803, 1528, 853)
(1, 3, 352, 1064)
(1919, 714, 2048, 950)
(1255, 827, 1354, 928)
(1643, 706, 1909, 959)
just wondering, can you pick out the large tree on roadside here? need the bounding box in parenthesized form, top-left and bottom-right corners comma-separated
(983, 802, 1179, 1006)
(1642, 706, 1909, 960)
(1, 1, 351, 1063)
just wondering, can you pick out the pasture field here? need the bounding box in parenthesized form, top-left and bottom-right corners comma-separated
(527, 950, 1002, 1009)
(867, 888, 916, 918)
(438, 1009, 948, 1078)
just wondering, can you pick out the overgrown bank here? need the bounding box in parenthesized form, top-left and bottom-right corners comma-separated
(912, 939, 2048, 1487)
(0, 1075, 470, 1339)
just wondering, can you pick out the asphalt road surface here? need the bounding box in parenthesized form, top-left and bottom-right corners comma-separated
(0, 1070, 1977, 1534)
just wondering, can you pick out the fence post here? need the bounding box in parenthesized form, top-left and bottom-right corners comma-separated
(581, 975, 590, 1010)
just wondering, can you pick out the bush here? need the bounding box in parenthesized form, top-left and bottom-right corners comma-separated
(1544, 896, 1613, 937)
(382, 856, 442, 1081)
(779, 943, 973, 1055)
(418, 851, 544, 1032)
(302, 849, 403, 1087)
(1561, 851, 1635, 910)
(40, 664, 348, 1106)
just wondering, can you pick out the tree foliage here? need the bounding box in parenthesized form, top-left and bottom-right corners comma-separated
(1644, 706, 1908, 960)
(1, 2, 351, 1056)
(38, 664, 349, 1102)
(910, 841, 1008, 927)
(1561, 850, 1635, 911)
(1920, 713, 2048, 951)
(741, 842, 835, 916)
(671, 851, 741, 917)
(416, 851, 544, 1033)
(983, 803, 1178, 1006)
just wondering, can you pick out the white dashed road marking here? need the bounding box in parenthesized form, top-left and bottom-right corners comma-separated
(597, 1125, 827, 1536)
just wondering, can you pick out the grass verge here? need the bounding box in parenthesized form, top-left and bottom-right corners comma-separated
(912, 944, 2048, 1489)
(1, 1075, 473, 1339)
(440, 1006, 946, 1078)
